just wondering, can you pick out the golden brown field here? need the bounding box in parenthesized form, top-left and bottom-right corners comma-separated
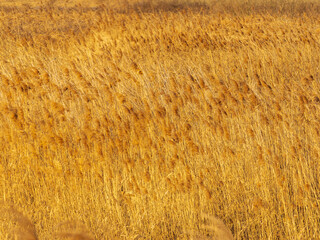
(0, 0, 320, 239)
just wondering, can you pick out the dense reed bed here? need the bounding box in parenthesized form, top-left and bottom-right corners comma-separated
(0, 0, 319, 239)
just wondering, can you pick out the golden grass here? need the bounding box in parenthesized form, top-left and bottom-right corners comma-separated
(0, 0, 320, 239)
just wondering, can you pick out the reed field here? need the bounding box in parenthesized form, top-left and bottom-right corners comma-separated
(0, 0, 320, 239)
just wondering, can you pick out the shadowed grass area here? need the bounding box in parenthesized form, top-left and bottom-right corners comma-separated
(125, 0, 320, 15)
(1, 0, 320, 15)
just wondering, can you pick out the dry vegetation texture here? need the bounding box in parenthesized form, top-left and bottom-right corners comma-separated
(0, 0, 320, 239)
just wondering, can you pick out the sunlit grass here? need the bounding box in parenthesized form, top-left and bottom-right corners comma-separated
(0, 0, 319, 239)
